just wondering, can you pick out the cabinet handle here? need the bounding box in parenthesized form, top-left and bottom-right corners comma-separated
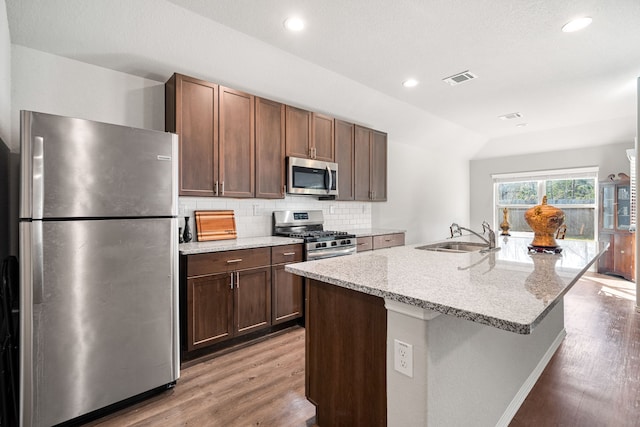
(283, 184, 286, 194)
(283, 252, 296, 256)
(215, 181, 219, 196)
(385, 239, 391, 242)
(621, 250, 625, 254)
(236, 271, 240, 289)
(226, 258, 243, 264)
(229, 272, 234, 289)
(358, 242, 367, 246)
(221, 181, 225, 196)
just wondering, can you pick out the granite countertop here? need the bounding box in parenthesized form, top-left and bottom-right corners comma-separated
(286, 236, 607, 334)
(180, 236, 304, 255)
(348, 228, 406, 237)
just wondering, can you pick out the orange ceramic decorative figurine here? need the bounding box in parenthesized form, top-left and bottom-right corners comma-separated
(524, 195, 565, 253)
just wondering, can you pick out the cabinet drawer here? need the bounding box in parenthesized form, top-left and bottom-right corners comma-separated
(272, 244, 303, 264)
(187, 247, 271, 277)
(356, 236, 373, 252)
(373, 233, 405, 250)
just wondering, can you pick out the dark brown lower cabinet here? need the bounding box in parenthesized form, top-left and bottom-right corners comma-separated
(235, 267, 271, 336)
(184, 247, 272, 353)
(187, 273, 233, 350)
(272, 244, 304, 325)
(306, 279, 387, 426)
(598, 232, 635, 281)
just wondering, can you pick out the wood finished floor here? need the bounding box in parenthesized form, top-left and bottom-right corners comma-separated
(84, 273, 638, 426)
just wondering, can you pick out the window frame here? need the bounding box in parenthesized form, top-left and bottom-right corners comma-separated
(492, 167, 599, 241)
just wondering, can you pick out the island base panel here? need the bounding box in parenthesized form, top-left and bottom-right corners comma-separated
(305, 279, 387, 426)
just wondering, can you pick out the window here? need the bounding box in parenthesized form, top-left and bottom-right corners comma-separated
(493, 168, 598, 240)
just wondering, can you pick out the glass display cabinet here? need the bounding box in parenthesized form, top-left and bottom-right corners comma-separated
(598, 177, 635, 281)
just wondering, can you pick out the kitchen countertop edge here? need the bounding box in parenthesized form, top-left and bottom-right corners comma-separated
(179, 236, 304, 255)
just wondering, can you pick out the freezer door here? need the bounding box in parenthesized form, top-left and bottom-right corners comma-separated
(20, 111, 178, 219)
(20, 218, 179, 427)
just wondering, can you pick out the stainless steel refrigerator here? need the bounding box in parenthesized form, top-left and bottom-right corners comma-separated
(18, 111, 180, 427)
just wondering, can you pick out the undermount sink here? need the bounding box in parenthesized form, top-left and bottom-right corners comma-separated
(416, 241, 488, 253)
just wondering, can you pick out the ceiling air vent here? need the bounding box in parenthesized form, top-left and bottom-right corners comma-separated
(442, 70, 478, 86)
(498, 112, 523, 120)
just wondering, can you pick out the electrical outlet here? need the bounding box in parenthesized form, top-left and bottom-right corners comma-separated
(394, 339, 413, 377)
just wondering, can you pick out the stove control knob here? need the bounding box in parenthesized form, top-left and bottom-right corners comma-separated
(322, 242, 327, 247)
(331, 241, 337, 246)
(316, 243, 322, 248)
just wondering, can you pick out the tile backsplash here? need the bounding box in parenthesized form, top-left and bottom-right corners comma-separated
(179, 196, 372, 238)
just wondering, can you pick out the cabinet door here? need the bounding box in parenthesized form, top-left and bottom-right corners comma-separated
(601, 185, 615, 230)
(370, 131, 387, 201)
(597, 233, 615, 274)
(166, 74, 218, 197)
(614, 233, 635, 280)
(235, 266, 272, 336)
(255, 97, 285, 199)
(616, 185, 631, 230)
(285, 106, 312, 159)
(335, 119, 355, 201)
(272, 264, 304, 324)
(354, 125, 372, 201)
(219, 86, 255, 198)
(312, 113, 335, 162)
(187, 273, 234, 350)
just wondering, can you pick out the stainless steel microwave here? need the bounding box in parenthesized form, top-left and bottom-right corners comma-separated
(287, 157, 338, 196)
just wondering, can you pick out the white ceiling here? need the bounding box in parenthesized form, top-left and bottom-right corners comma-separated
(5, 0, 640, 156)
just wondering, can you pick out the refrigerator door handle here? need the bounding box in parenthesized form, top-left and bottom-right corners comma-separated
(32, 221, 44, 305)
(32, 136, 45, 220)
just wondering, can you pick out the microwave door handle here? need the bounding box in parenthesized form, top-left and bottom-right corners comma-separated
(326, 165, 332, 193)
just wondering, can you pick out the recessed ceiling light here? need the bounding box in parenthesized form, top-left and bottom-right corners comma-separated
(402, 79, 419, 88)
(562, 17, 592, 33)
(516, 123, 528, 128)
(283, 17, 305, 32)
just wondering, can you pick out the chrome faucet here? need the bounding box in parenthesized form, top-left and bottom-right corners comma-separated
(450, 221, 498, 252)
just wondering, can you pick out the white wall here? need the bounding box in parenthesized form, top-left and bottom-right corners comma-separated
(373, 140, 470, 244)
(469, 142, 634, 230)
(10, 45, 165, 149)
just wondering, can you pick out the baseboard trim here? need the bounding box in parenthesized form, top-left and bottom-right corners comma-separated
(495, 328, 567, 427)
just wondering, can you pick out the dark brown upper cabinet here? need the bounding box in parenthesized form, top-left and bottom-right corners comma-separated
(311, 113, 335, 162)
(255, 97, 286, 199)
(285, 105, 312, 159)
(285, 106, 335, 162)
(166, 73, 219, 197)
(354, 125, 387, 201)
(335, 119, 355, 201)
(219, 86, 255, 198)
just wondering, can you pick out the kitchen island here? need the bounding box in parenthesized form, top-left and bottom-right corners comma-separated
(286, 236, 606, 426)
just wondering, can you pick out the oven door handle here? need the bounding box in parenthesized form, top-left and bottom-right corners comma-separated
(306, 246, 356, 260)
(325, 165, 332, 194)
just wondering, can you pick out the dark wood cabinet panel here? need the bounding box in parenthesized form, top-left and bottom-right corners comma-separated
(219, 86, 255, 198)
(373, 233, 404, 249)
(371, 130, 387, 201)
(306, 279, 387, 426)
(335, 119, 355, 201)
(312, 113, 335, 162)
(272, 265, 304, 325)
(272, 244, 304, 325)
(598, 179, 635, 281)
(356, 236, 373, 252)
(285, 106, 312, 159)
(255, 97, 286, 199)
(235, 267, 272, 336)
(354, 125, 372, 201)
(166, 73, 218, 197)
(354, 125, 387, 201)
(187, 247, 270, 277)
(187, 274, 233, 351)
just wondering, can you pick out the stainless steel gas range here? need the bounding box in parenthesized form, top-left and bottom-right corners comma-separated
(273, 210, 356, 260)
